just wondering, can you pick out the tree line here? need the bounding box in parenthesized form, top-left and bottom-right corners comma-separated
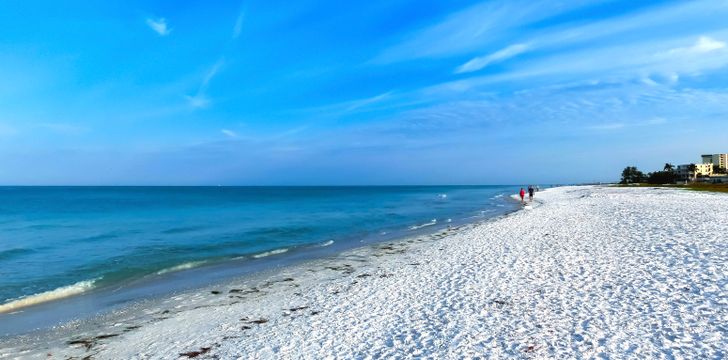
(620, 163, 728, 184)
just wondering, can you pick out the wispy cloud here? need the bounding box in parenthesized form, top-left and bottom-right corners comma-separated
(455, 43, 530, 74)
(221, 129, 239, 138)
(668, 36, 726, 55)
(345, 92, 393, 112)
(186, 59, 225, 109)
(288, 91, 398, 120)
(185, 94, 210, 109)
(589, 117, 667, 131)
(373, 0, 609, 63)
(146, 17, 171, 36)
(232, 11, 245, 39)
(424, 31, 728, 98)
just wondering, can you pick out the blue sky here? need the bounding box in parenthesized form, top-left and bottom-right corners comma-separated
(1, 0, 728, 185)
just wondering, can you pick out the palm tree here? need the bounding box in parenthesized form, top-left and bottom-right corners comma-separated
(663, 163, 674, 172)
(688, 163, 697, 182)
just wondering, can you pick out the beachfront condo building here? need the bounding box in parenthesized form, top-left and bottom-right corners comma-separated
(677, 163, 713, 179)
(701, 153, 728, 169)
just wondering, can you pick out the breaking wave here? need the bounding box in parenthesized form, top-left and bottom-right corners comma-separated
(156, 261, 208, 275)
(410, 219, 437, 230)
(0, 279, 98, 314)
(252, 248, 289, 259)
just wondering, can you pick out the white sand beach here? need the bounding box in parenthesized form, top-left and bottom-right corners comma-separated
(3, 185, 727, 359)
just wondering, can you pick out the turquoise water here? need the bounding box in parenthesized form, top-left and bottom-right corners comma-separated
(0, 186, 519, 309)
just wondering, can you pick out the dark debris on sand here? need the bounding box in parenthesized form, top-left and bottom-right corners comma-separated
(179, 346, 211, 358)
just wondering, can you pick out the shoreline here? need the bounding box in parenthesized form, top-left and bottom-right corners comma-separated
(4, 185, 725, 358)
(1, 208, 522, 358)
(0, 194, 523, 340)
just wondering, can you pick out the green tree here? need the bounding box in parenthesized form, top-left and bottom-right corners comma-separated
(688, 163, 697, 182)
(620, 166, 645, 184)
(647, 171, 677, 184)
(714, 166, 727, 174)
(663, 163, 674, 172)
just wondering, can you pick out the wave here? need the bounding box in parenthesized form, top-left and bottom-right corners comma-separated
(252, 248, 289, 259)
(409, 219, 437, 230)
(155, 260, 208, 275)
(0, 248, 35, 261)
(76, 232, 119, 243)
(437, 194, 447, 199)
(317, 240, 334, 247)
(161, 226, 205, 235)
(0, 279, 98, 314)
(493, 194, 504, 198)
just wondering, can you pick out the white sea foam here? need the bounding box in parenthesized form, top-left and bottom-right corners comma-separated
(318, 240, 335, 247)
(437, 194, 447, 199)
(409, 219, 437, 230)
(0, 279, 98, 314)
(156, 261, 208, 275)
(252, 248, 289, 259)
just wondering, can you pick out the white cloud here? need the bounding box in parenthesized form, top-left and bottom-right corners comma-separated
(669, 36, 726, 55)
(146, 17, 171, 36)
(373, 0, 611, 63)
(455, 43, 530, 74)
(424, 30, 728, 98)
(233, 11, 245, 39)
(201, 59, 224, 89)
(345, 92, 393, 112)
(221, 129, 239, 138)
(694, 36, 726, 52)
(186, 59, 225, 109)
(185, 94, 211, 109)
(589, 117, 667, 131)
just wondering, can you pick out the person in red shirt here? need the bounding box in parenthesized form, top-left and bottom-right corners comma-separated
(519, 188, 525, 203)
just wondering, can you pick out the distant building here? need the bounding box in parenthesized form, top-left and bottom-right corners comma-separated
(676, 163, 713, 180)
(701, 153, 728, 169)
(705, 174, 728, 184)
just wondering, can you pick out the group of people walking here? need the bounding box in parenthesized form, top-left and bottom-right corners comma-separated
(518, 185, 538, 203)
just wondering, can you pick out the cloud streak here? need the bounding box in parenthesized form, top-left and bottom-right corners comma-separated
(374, 0, 611, 63)
(669, 36, 726, 55)
(221, 129, 239, 138)
(455, 43, 530, 74)
(233, 11, 245, 39)
(186, 59, 225, 109)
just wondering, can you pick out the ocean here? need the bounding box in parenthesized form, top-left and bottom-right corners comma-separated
(0, 186, 520, 331)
